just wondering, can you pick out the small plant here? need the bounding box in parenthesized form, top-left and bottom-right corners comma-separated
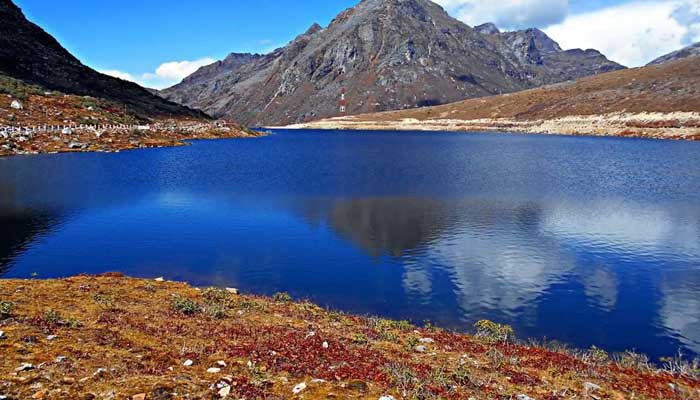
(474, 320, 515, 343)
(585, 345, 609, 364)
(172, 295, 201, 316)
(207, 303, 228, 319)
(385, 363, 429, 399)
(405, 335, 420, 350)
(613, 350, 651, 371)
(352, 333, 368, 344)
(272, 292, 292, 302)
(63, 317, 83, 329)
(44, 309, 60, 325)
(661, 351, 700, 379)
(0, 301, 14, 319)
(93, 293, 115, 310)
(202, 287, 233, 306)
(379, 329, 400, 343)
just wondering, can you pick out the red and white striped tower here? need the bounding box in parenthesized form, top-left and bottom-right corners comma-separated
(339, 87, 347, 117)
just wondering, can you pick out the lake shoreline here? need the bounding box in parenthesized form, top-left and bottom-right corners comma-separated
(283, 112, 700, 141)
(0, 122, 266, 158)
(1, 274, 698, 399)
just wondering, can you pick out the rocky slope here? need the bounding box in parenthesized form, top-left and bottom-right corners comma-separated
(648, 42, 700, 65)
(161, 0, 623, 126)
(0, 0, 204, 119)
(292, 57, 700, 141)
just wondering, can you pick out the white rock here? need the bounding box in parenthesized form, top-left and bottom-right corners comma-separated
(218, 385, 231, 398)
(584, 382, 602, 392)
(15, 363, 35, 372)
(379, 396, 396, 400)
(311, 378, 327, 383)
(516, 395, 535, 400)
(225, 288, 239, 294)
(154, 277, 165, 282)
(305, 331, 316, 339)
(55, 356, 67, 363)
(62, 128, 72, 135)
(292, 382, 307, 394)
(207, 367, 222, 374)
(419, 338, 434, 343)
(322, 341, 329, 349)
(414, 345, 427, 353)
(0, 330, 5, 339)
(183, 359, 194, 367)
(47, 335, 58, 341)
(217, 360, 227, 367)
(10, 100, 22, 110)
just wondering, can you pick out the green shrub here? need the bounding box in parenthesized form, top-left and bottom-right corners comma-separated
(474, 320, 515, 343)
(272, 292, 292, 302)
(172, 295, 201, 316)
(0, 301, 14, 319)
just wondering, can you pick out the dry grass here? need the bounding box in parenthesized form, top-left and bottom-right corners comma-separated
(1, 275, 699, 399)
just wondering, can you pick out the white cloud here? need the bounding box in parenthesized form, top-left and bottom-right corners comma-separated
(99, 57, 216, 89)
(100, 69, 136, 82)
(434, 0, 570, 29)
(544, 0, 700, 67)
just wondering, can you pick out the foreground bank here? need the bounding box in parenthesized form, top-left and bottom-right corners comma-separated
(1, 275, 698, 399)
(288, 57, 700, 141)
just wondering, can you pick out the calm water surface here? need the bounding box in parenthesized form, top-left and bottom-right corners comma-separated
(1, 129, 699, 359)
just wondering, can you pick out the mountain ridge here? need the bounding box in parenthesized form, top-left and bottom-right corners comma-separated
(0, 0, 206, 119)
(161, 0, 624, 126)
(648, 42, 700, 65)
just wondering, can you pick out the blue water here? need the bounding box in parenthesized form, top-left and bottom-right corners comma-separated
(1, 129, 699, 360)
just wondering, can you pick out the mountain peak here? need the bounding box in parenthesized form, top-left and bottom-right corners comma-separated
(304, 23, 323, 36)
(648, 42, 700, 65)
(475, 23, 500, 35)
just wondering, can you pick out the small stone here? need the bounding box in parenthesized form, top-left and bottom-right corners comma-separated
(516, 395, 535, 400)
(292, 382, 307, 394)
(47, 335, 58, 341)
(305, 331, 316, 339)
(379, 396, 396, 400)
(414, 345, 427, 353)
(32, 391, 46, 399)
(183, 359, 194, 367)
(311, 378, 326, 383)
(207, 367, 221, 374)
(15, 363, 35, 372)
(584, 382, 601, 393)
(61, 377, 75, 385)
(225, 288, 239, 295)
(132, 394, 146, 400)
(154, 277, 165, 282)
(0, 330, 5, 339)
(56, 356, 67, 363)
(218, 385, 231, 398)
(419, 338, 435, 343)
(217, 360, 227, 367)
(322, 341, 329, 349)
(347, 380, 368, 393)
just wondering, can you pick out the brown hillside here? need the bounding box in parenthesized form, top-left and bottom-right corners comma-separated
(356, 57, 700, 122)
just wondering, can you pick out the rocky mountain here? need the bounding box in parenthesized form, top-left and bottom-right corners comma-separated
(161, 0, 624, 126)
(0, 0, 204, 119)
(648, 42, 700, 65)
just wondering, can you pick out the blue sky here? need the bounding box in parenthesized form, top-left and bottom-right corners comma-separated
(14, 0, 700, 89)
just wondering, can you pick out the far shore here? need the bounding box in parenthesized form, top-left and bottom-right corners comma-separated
(1, 274, 698, 399)
(282, 111, 700, 141)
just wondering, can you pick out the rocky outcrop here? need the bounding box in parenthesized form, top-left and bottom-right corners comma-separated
(0, 0, 205, 119)
(161, 0, 624, 126)
(648, 42, 700, 65)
